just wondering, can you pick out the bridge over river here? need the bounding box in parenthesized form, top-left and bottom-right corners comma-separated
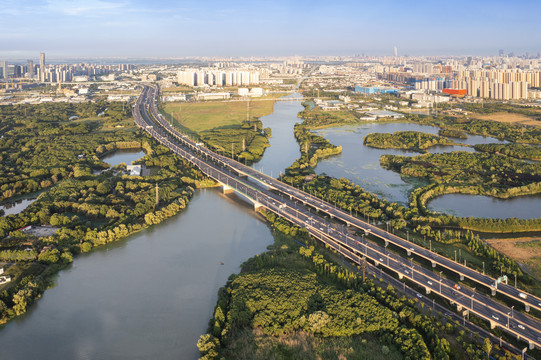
(134, 84, 541, 356)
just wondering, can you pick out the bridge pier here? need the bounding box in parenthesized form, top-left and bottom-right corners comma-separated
(398, 273, 403, 280)
(489, 320, 496, 329)
(406, 250, 411, 256)
(456, 304, 462, 312)
(384, 240, 389, 247)
(425, 287, 431, 295)
(491, 287, 496, 296)
(530, 341, 535, 350)
(221, 184, 234, 194)
(459, 274, 464, 281)
(253, 202, 264, 211)
(431, 260, 436, 268)
(525, 304, 530, 312)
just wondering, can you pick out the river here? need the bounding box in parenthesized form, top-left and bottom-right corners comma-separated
(0, 97, 304, 359)
(252, 93, 303, 176)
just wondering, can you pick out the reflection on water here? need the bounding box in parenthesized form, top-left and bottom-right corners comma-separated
(0, 188, 274, 360)
(428, 193, 541, 220)
(311, 122, 536, 219)
(0, 197, 37, 216)
(252, 93, 303, 177)
(102, 150, 145, 167)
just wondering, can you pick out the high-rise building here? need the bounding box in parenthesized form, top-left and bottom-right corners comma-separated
(27, 60, 34, 78)
(1, 60, 7, 79)
(39, 52, 46, 82)
(394, 46, 398, 57)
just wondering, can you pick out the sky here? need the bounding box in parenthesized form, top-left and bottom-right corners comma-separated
(1, 0, 540, 60)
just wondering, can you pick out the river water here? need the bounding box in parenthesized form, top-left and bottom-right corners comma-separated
(0, 98, 304, 359)
(311, 122, 540, 219)
(252, 93, 303, 176)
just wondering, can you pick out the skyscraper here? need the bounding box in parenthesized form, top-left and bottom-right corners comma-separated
(39, 52, 46, 82)
(1, 60, 7, 79)
(394, 46, 398, 57)
(27, 60, 34, 78)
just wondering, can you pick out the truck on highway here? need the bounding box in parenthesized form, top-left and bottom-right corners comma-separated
(519, 292, 527, 299)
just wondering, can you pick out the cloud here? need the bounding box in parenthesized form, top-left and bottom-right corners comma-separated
(45, 0, 127, 16)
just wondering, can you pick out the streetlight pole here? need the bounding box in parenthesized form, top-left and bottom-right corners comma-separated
(454, 250, 457, 262)
(482, 261, 485, 275)
(439, 271, 442, 293)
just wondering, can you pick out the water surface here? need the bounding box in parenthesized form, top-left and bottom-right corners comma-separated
(0, 189, 273, 360)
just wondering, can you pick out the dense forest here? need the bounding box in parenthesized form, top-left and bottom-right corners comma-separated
(0, 101, 137, 203)
(473, 143, 541, 161)
(406, 113, 541, 144)
(438, 129, 468, 139)
(0, 101, 211, 324)
(198, 211, 515, 360)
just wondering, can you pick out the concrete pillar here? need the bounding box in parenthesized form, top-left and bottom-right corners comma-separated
(384, 240, 389, 246)
(526, 304, 530, 312)
(491, 287, 496, 296)
(398, 273, 403, 280)
(425, 287, 431, 295)
(457, 304, 462, 311)
(406, 250, 412, 256)
(222, 185, 234, 194)
(460, 274, 464, 281)
(489, 320, 496, 329)
(253, 202, 264, 211)
(530, 341, 535, 350)
(431, 261, 436, 268)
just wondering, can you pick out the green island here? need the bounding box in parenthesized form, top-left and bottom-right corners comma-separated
(381, 152, 541, 232)
(0, 101, 211, 324)
(363, 131, 457, 152)
(438, 129, 468, 139)
(407, 113, 541, 144)
(198, 211, 501, 360)
(277, 100, 540, 294)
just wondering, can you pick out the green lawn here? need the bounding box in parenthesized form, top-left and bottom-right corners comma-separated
(162, 99, 277, 132)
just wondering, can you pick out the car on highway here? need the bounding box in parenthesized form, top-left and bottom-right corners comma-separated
(379, 258, 384, 262)
(518, 324, 525, 330)
(519, 292, 527, 299)
(404, 270, 409, 275)
(454, 284, 461, 290)
(491, 315, 499, 321)
(409, 247, 414, 251)
(427, 281, 433, 285)
(416, 293, 422, 298)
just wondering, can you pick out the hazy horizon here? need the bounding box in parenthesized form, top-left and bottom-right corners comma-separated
(1, 0, 540, 60)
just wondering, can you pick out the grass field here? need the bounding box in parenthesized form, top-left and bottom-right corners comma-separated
(486, 237, 541, 281)
(162, 99, 277, 132)
(472, 112, 541, 127)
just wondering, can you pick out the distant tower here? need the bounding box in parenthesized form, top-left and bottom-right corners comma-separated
(39, 52, 46, 82)
(394, 46, 398, 57)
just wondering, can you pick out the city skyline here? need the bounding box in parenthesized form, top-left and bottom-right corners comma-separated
(1, 0, 541, 59)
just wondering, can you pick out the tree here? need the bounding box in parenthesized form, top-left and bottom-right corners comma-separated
(483, 338, 492, 359)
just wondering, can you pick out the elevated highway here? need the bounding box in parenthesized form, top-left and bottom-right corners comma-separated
(134, 84, 541, 352)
